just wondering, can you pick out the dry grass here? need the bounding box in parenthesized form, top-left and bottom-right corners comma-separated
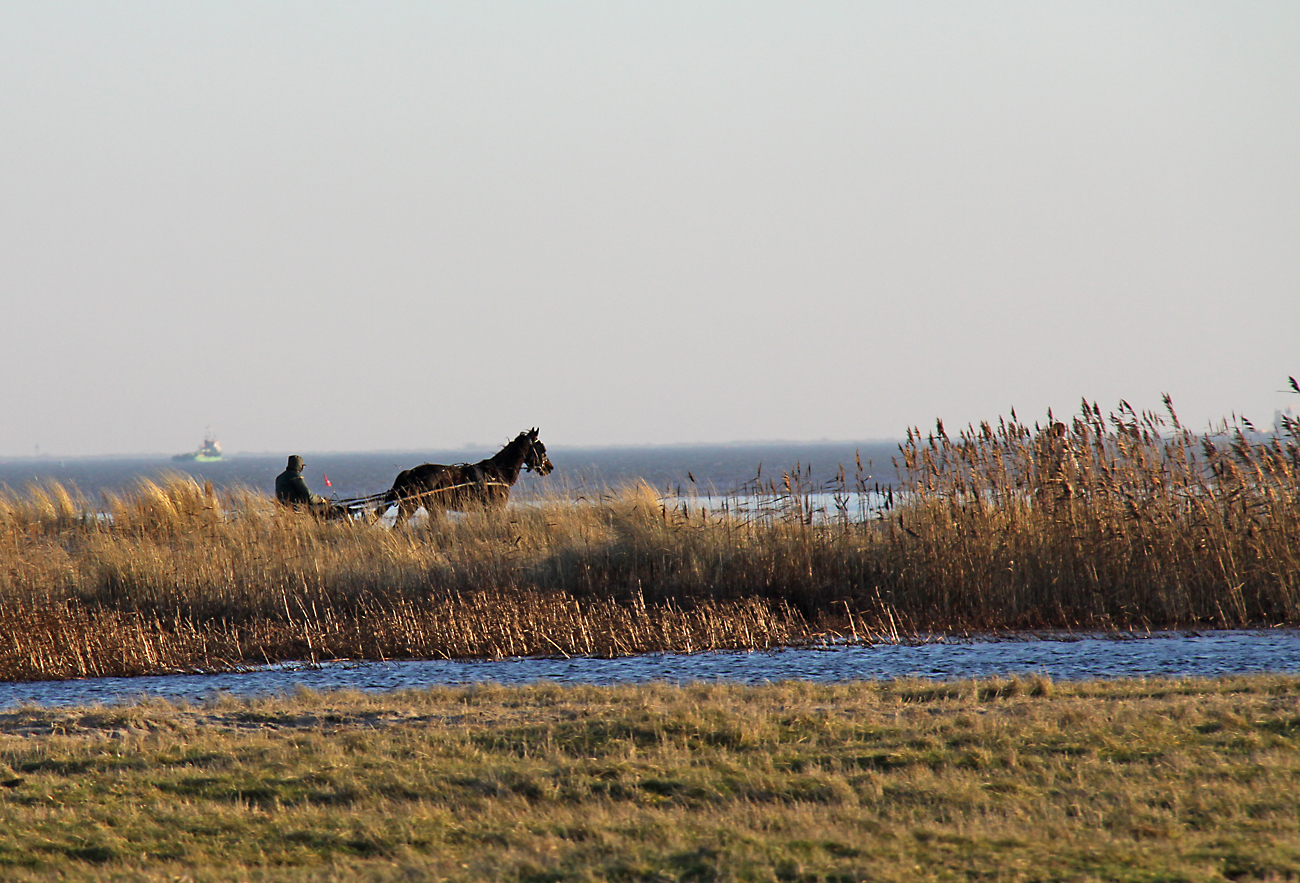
(0, 479, 820, 681)
(0, 398, 1298, 680)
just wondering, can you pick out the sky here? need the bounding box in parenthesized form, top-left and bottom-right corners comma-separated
(1, 2, 1297, 457)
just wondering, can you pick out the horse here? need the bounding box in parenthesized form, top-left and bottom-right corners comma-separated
(376, 428, 553, 526)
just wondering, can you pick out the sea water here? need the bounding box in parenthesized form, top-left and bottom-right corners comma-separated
(0, 440, 900, 503)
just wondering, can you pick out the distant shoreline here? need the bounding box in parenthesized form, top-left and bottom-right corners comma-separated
(0, 438, 903, 462)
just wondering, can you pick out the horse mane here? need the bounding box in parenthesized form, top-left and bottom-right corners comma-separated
(486, 430, 534, 469)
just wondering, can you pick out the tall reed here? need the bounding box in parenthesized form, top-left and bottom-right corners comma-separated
(0, 397, 1297, 680)
(879, 398, 1300, 628)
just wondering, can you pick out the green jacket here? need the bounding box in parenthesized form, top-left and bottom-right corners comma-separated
(275, 456, 326, 506)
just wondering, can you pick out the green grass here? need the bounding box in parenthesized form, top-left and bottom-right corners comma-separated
(0, 675, 1298, 880)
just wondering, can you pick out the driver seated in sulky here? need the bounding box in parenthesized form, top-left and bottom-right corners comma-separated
(274, 455, 332, 516)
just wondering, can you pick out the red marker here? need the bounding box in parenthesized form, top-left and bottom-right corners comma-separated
(323, 473, 332, 488)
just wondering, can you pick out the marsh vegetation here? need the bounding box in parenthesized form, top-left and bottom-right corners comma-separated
(0, 399, 1297, 681)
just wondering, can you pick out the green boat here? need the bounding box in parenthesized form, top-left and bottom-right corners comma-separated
(173, 432, 223, 462)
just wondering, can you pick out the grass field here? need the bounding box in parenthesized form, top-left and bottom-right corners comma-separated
(0, 675, 1297, 881)
(0, 398, 1297, 680)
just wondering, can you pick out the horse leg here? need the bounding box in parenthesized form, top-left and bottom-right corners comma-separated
(391, 496, 416, 529)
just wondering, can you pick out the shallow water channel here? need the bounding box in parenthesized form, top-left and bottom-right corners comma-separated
(3, 631, 1300, 709)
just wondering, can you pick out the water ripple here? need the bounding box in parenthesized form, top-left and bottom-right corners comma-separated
(3, 631, 1299, 708)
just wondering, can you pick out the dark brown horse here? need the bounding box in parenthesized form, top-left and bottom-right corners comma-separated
(377, 428, 553, 526)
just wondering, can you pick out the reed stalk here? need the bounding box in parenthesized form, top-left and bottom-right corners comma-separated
(0, 398, 1297, 680)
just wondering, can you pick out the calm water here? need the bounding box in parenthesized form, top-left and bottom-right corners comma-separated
(0, 441, 901, 503)
(2, 632, 1298, 709)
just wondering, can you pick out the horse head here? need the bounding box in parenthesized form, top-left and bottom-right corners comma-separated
(523, 427, 554, 475)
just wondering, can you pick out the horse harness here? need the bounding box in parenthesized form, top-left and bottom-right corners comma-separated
(330, 432, 550, 519)
(331, 468, 511, 513)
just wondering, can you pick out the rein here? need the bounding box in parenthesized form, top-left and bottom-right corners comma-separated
(409, 477, 512, 496)
(334, 477, 512, 510)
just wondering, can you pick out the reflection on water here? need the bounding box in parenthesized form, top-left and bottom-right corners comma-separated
(2, 631, 1299, 708)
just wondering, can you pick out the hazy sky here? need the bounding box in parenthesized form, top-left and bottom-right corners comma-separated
(2, 2, 1297, 456)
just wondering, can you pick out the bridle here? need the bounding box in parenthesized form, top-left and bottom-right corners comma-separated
(523, 439, 548, 474)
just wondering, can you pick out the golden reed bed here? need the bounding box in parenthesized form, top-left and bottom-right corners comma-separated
(1, 398, 1298, 681)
